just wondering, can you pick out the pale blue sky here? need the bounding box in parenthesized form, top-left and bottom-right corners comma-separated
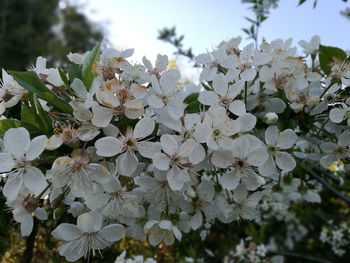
(85, 0, 349, 62)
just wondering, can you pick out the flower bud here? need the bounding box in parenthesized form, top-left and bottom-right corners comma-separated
(263, 112, 278, 124)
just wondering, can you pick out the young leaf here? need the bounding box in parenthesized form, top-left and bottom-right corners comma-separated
(0, 119, 21, 136)
(10, 71, 73, 114)
(319, 45, 347, 75)
(184, 92, 199, 104)
(82, 41, 102, 91)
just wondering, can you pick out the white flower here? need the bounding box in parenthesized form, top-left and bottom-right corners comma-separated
(320, 131, 350, 167)
(217, 184, 263, 222)
(189, 180, 217, 230)
(193, 106, 241, 150)
(198, 73, 246, 116)
(329, 100, 350, 126)
(95, 117, 158, 176)
(142, 54, 168, 80)
(52, 212, 125, 262)
(152, 134, 205, 191)
(211, 135, 268, 190)
(48, 150, 111, 197)
(298, 35, 320, 56)
(0, 127, 48, 201)
(9, 196, 48, 237)
(0, 69, 27, 108)
(259, 125, 297, 177)
(146, 69, 184, 120)
(144, 219, 182, 246)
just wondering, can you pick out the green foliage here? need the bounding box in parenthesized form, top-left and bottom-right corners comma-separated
(21, 94, 53, 136)
(158, 26, 195, 60)
(11, 71, 73, 114)
(82, 41, 102, 90)
(319, 45, 348, 75)
(0, 118, 21, 136)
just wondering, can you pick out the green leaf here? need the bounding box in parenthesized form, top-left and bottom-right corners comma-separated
(68, 63, 82, 83)
(58, 67, 69, 85)
(0, 119, 21, 136)
(82, 41, 102, 90)
(183, 92, 199, 104)
(21, 94, 53, 136)
(319, 45, 347, 75)
(298, 0, 307, 6)
(31, 94, 53, 135)
(21, 101, 41, 136)
(10, 71, 73, 114)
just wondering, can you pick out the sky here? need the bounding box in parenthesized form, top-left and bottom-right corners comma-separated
(82, 0, 350, 73)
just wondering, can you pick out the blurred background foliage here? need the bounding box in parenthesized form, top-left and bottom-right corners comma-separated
(0, 0, 103, 71)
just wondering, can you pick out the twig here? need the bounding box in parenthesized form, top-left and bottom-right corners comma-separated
(309, 169, 350, 206)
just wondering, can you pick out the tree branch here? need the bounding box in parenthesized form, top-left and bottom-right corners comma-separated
(309, 169, 350, 206)
(20, 219, 38, 263)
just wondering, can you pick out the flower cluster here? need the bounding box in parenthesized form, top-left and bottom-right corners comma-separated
(320, 221, 350, 256)
(1, 34, 350, 261)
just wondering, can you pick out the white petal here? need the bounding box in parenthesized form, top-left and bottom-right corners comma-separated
(34, 207, 48, 220)
(152, 153, 170, 171)
(240, 68, 256, 81)
(133, 117, 155, 139)
(77, 212, 103, 233)
(95, 137, 124, 157)
(329, 108, 344, 123)
(52, 223, 82, 241)
(167, 167, 189, 191)
(198, 91, 219, 106)
(275, 152, 296, 172)
(4, 127, 30, 159)
(147, 95, 164, 108)
(21, 216, 34, 237)
(220, 172, 240, 190)
(86, 163, 111, 183)
(71, 78, 87, 99)
(265, 125, 279, 146)
(237, 113, 256, 132)
(189, 211, 203, 230)
(137, 141, 161, 159)
(116, 151, 138, 176)
(23, 167, 48, 194)
(320, 142, 338, 153)
(99, 224, 125, 242)
(45, 135, 63, 151)
(228, 100, 246, 116)
(160, 134, 179, 155)
(211, 150, 232, 168)
(232, 184, 248, 202)
(92, 106, 113, 127)
(3, 173, 22, 201)
(338, 131, 350, 146)
(276, 129, 297, 149)
(247, 147, 269, 166)
(25, 135, 48, 161)
(0, 153, 15, 172)
(258, 156, 277, 177)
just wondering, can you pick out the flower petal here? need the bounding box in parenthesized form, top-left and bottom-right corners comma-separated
(4, 127, 30, 159)
(99, 224, 125, 242)
(52, 223, 82, 241)
(0, 153, 15, 172)
(275, 152, 296, 172)
(95, 137, 124, 157)
(133, 117, 155, 139)
(276, 129, 297, 149)
(25, 135, 48, 161)
(23, 167, 48, 194)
